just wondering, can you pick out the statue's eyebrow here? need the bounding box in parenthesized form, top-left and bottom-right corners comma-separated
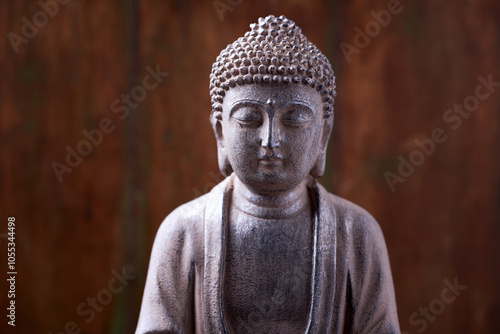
(281, 101, 314, 109)
(230, 99, 313, 111)
(228, 99, 316, 120)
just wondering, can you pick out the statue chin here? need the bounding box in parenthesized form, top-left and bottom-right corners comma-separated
(242, 168, 313, 191)
(235, 172, 298, 194)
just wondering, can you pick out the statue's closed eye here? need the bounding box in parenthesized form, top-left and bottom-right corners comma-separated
(231, 108, 263, 126)
(282, 108, 314, 127)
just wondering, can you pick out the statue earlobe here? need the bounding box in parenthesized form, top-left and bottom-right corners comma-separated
(218, 152, 234, 177)
(211, 111, 234, 177)
(310, 115, 334, 179)
(309, 152, 326, 178)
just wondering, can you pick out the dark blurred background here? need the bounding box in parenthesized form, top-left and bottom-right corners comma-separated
(1, 0, 499, 333)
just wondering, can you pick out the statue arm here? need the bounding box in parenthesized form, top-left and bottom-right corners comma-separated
(344, 211, 401, 334)
(136, 208, 198, 334)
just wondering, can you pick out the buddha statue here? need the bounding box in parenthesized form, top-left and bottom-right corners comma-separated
(136, 15, 400, 333)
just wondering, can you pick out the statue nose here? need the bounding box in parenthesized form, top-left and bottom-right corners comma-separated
(261, 119, 280, 149)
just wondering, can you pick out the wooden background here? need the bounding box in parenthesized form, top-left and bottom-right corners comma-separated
(1, 0, 499, 333)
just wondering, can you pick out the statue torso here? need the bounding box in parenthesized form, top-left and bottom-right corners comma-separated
(222, 188, 314, 333)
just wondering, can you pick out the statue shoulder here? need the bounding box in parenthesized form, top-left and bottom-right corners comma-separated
(137, 195, 211, 333)
(326, 192, 385, 242)
(161, 195, 208, 231)
(152, 194, 209, 259)
(154, 176, 230, 252)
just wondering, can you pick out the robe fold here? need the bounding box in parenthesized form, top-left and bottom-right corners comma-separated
(136, 174, 400, 333)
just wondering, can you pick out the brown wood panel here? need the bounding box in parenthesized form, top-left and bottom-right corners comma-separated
(1, 1, 129, 333)
(1, 0, 499, 333)
(335, 0, 500, 333)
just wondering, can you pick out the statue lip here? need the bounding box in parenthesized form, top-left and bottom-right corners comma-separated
(258, 154, 283, 167)
(259, 159, 282, 167)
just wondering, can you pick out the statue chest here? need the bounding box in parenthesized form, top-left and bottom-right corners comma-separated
(222, 206, 313, 333)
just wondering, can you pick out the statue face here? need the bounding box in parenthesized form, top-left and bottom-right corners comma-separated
(218, 83, 331, 194)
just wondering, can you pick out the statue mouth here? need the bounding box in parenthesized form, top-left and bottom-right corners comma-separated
(259, 156, 283, 167)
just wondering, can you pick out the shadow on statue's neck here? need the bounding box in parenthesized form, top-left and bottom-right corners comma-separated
(231, 175, 313, 219)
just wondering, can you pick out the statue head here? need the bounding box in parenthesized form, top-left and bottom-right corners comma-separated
(209, 15, 336, 194)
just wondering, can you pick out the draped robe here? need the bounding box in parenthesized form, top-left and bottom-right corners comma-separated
(136, 174, 400, 333)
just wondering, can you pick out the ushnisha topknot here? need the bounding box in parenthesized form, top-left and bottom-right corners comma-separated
(209, 14, 337, 118)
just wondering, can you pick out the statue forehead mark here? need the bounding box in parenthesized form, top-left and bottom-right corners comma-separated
(266, 98, 276, 107)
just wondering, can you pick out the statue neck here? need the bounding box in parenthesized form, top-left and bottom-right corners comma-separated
(232, 177, 311, 219)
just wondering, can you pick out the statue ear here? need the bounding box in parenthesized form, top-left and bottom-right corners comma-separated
(310, 115, 334, 178)
(211, 111, 234, 177)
